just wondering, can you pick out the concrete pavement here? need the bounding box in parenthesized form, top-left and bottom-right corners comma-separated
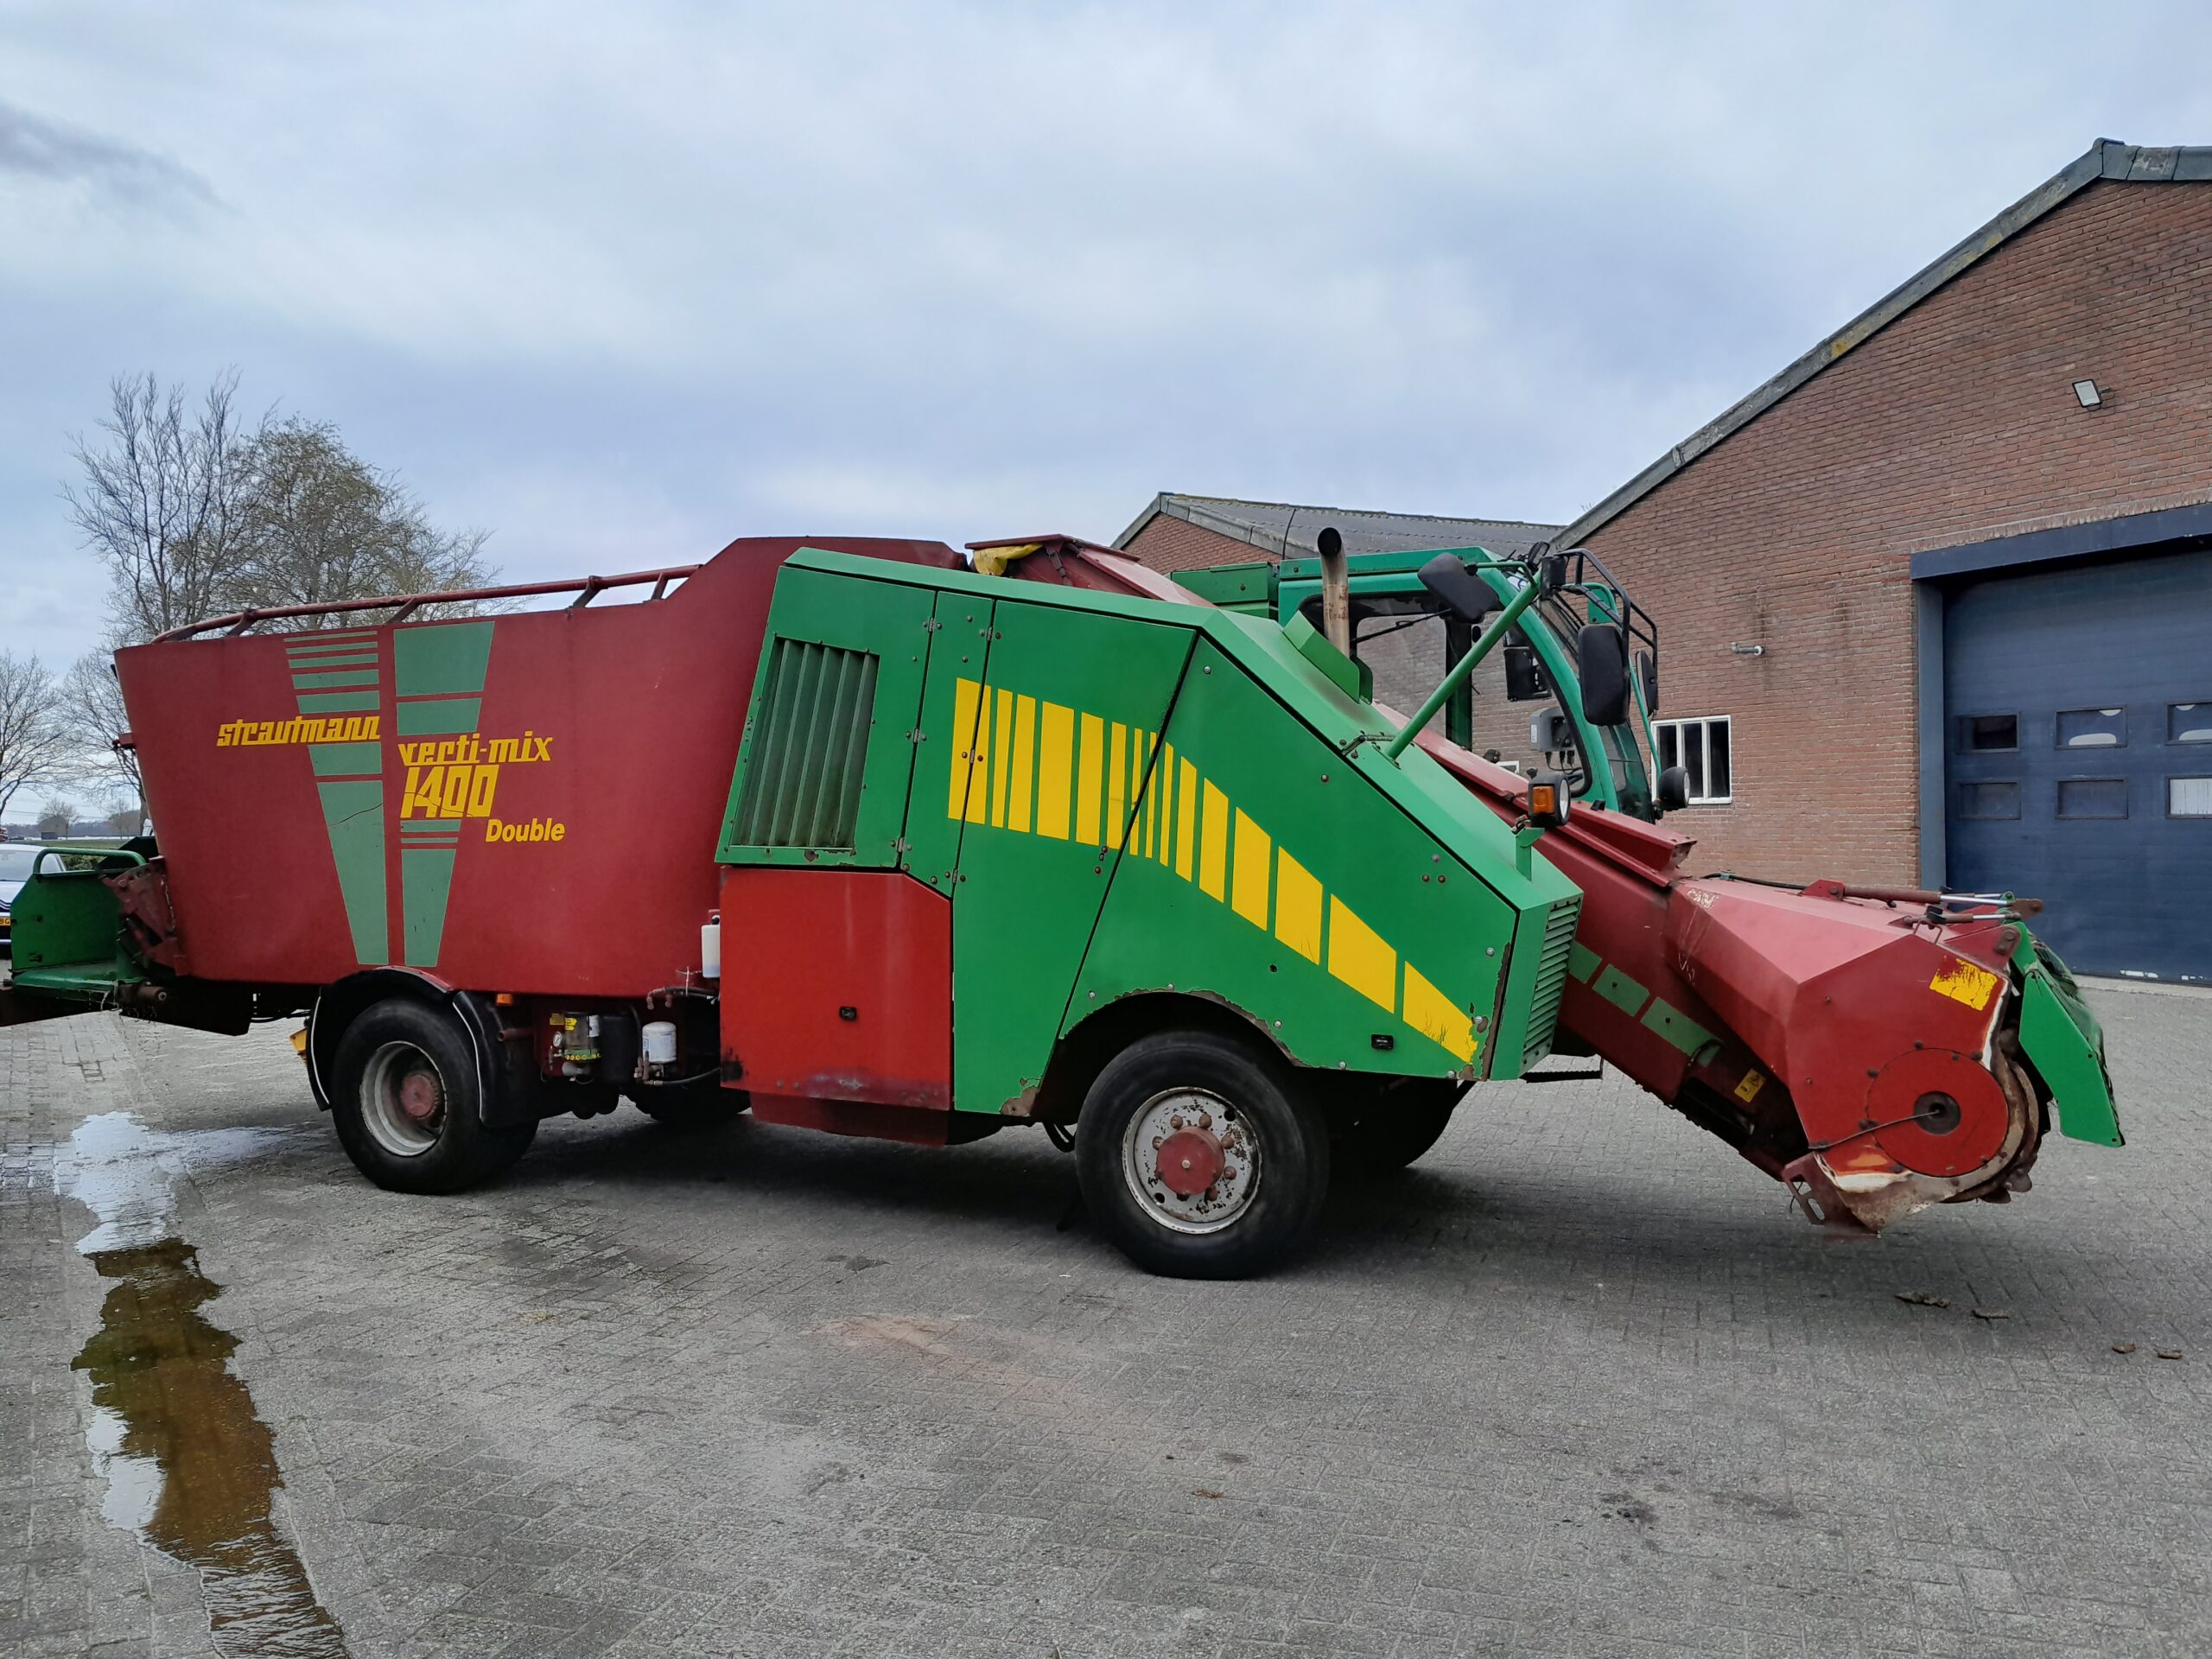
(3, 984, 2208, 1656)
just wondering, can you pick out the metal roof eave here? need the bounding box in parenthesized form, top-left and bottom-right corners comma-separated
(1113, 492, 1555, 559)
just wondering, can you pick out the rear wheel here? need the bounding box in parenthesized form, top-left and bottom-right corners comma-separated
(329, 998, 535, 1194)
(1075, 1029, 1329, 1279)
(1328, 1080, 1461, 1178)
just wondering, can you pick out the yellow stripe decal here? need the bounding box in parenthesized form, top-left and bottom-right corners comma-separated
(1035, 700, 1073, 839)
(1230, 809, 1270, 929)
(1076, 713, 1104, 845)
(940, 677, 1478, 1063)
(1199, 780, 1230, 902)
(1403, 963, 1474, 1062)
(1008, 695, 1036, 834)
(1327, 896, 1396, 1012)
(1274, 849, 1323, 963)
(948, 677, 979, 820)
(1174, 757, 1198, 880)
(1137, 731, 1157, 856)
(1157, 744, 1176, 865)
(1106, 721, 1128, 849)
(991, 688, 1014, 827)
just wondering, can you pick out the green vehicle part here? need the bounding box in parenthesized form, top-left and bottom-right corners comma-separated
(2010, 923, 2123, 1147)
(1180, 548, 1661, 817)
(4, 847, 149, 1000)
(1175, 542, 2125, 1166)
(720, 549, 1582, 1122)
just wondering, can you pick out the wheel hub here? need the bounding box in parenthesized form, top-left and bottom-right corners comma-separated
(359, 1041, 448, 1159)
(1155, 1127, 1224, 1196)
(1121, 1089, 1259, 1236)
(397, 1070, 443, 1123)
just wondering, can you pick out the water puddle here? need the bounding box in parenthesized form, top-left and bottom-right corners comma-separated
(57, 1112, 348, 1657)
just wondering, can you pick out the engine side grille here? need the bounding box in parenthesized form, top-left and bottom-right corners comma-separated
(729, 639, 879, 849)
(1522, 893, 1583, 1067)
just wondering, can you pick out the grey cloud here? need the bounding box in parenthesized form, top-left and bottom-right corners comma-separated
(0, 100, 219, 211)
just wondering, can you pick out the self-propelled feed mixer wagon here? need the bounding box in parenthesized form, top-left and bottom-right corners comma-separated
(0, 532, 2121, 1275)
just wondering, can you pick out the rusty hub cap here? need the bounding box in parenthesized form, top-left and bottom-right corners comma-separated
(1155, 1128, 1224, 1196)
(1121, 1088, 1258, 1236)
(397, 1071, 442, 1123)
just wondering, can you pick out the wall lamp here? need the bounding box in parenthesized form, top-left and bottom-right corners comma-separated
(2072, 378, 2106, 409)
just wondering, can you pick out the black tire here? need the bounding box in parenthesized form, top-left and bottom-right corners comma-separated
(328, 998, 536, 1194)
(628, 1083, 749, 1132)
(1329, 1080, 1461, 1179)
(1075, 1029, 1329, 1279)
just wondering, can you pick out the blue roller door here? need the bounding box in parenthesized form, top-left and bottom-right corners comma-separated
(1944, 543, 2212, 982)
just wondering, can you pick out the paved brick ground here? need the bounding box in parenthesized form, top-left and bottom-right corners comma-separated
(4, 985, 2209, 1657)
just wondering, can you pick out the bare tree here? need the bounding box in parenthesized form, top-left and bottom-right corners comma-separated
(105, 801, 143, 837)
(0, 652, 68, 822)
(65, 372, 263, 642)
(35, 797, 78, 839)
(62, 649, 142, 818)
(230, 419, 495, 625)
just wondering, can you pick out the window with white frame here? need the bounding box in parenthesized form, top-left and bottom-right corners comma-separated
(1653, 715, 1733, 804)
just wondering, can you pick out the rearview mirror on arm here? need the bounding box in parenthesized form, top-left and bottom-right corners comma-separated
(1415, 554, 1501, 626)
(1577, 622, 1630, 727)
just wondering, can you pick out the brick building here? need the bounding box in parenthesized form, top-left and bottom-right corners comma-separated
(1117, 140, 2212, 982)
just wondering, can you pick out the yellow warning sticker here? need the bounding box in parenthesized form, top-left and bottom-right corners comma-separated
(1929, 957, 2002, 1012)
(1734, 1069, 1766, 1103)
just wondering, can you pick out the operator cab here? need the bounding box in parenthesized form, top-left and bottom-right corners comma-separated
(1290, 544, 1683, 821)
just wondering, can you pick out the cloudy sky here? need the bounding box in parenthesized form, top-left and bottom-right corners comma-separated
(3, 1, 2207, 669)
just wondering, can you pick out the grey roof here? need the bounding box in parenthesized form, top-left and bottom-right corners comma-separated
(1113, 492, 1558, 561)
(1555, 138, 2212, 549)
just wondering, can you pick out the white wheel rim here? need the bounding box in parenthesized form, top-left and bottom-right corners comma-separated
(1121, 1086, 1260, 1236)
(359, 1041, 447, 1158)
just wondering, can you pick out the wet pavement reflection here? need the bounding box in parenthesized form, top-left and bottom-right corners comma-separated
(57, 1112, 346, 1657)
(73, 1239, 346, 1656)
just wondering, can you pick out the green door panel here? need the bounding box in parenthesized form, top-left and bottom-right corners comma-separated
(900, 593, 1001, 896)
(718, 563, 938, 869)
(938, 597, 1198, 1113)
(1069, 636, 1524, 1080)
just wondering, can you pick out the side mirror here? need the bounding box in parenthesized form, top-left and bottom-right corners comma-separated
(1536, 550, 1567, 596)
(1528, 771, 1570, 830)
(1635, 649, 1658, 715)
(1415, 554, 1500, 626)
(1577, 622, 1630, 726)
(1656, 766, 1690, 812)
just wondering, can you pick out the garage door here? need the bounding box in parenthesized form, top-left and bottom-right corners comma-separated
(1945, 543, 2212, 982)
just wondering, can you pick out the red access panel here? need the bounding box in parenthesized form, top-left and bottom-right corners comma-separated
(717, 867, 952, 1110)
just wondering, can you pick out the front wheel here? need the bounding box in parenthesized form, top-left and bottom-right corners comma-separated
(1075, 1030, 1330, 1279)
(329, 998, 536, 1194)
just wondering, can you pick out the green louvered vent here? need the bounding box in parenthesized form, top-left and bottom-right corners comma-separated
(729, 639, 879, 849)
(1522, 893, 1583, 1066)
